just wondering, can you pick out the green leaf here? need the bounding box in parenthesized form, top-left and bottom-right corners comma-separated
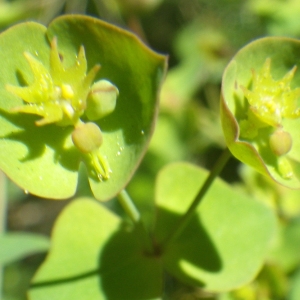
(154, 162, 276, 292)
(0, 233, 50, 266)
(221, 37, 300, 188)
(0, 15, 167, 200)
(28, 198, 163, 300)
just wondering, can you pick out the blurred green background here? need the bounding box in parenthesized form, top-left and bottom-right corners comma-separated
(2, 0, 300, 299)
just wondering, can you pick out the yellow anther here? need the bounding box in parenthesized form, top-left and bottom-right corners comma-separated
(61, 84, 74, 99)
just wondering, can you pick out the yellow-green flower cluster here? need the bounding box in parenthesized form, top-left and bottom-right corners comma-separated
(7, 38, 119, 180)
(239, 58, 300, 179)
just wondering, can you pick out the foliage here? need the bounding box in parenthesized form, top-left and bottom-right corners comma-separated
(0, 15, 166, 201)
(221, 37, 300, 188)
(1, 1, 300, 300)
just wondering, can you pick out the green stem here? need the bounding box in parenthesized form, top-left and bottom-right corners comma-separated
(117, 189, 140, 223)
(117, 189, 155, 253)
(160, 148, 232, 250)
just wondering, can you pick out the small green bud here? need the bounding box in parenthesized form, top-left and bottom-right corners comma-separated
(85, 79, 118, 121)
(72, 122, 103, 154)
(269, 129, 293, 156)
(72, 122, 111, 180)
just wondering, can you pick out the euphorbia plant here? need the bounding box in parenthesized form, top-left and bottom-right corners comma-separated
(4, 15, 299, 300)
(221, 37, 300, 188)
(0, 15, 166, 201)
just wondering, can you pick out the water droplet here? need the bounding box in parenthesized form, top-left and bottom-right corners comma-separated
(141, 130, 145, 135)
(39, 176, 43, 180)
(35, 51, 39, 57)
(24, 190, 29, 195)
(116, 151, 121, 156)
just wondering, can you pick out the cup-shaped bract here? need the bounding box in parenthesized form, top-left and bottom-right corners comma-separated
(221, 37, 300, 188)
(0, 15, 167, 200)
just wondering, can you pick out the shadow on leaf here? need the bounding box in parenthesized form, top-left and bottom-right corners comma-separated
(155, 207, 222, 282)
(98, 222, 163, 299)
(0, 108, 79, 172)
(30, 205, 221, 299)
